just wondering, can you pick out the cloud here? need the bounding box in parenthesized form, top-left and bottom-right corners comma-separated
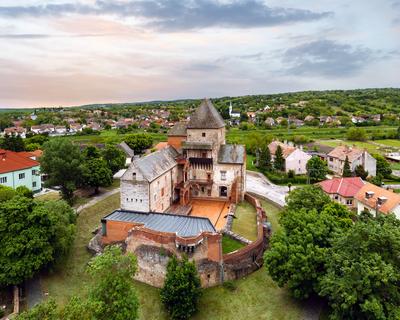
(0, 0, 332, 31)
(0, 33, 112, 39)
(282, 40, 376, 77)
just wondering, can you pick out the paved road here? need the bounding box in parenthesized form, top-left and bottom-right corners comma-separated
(246, 171, 289, 207)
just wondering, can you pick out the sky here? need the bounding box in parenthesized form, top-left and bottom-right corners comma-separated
(0, 0, 399, 108)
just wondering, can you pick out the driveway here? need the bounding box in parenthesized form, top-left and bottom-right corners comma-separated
(246, 171, 289, 207)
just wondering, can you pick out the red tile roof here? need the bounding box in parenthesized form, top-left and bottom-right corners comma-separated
(0, 149, 39, 174)
(355, 183, 400, 214)
(318, 177, 365, 198)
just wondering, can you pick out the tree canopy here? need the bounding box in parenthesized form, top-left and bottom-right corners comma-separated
(125, 133, 153, 154)
(342, 156, 352, 177)
(82, 158, 113, 194)
(306, 156, 328, 182)
(40, 139, 84, 201)
(102, 144, 126, 174)
(274, 145, 285, 171)
(0, 196, 75, 286)
(161, 255, 202, 320)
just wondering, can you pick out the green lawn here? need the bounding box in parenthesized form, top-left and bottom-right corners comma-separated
(374, 139, 400, 148)
(232, 201, 258, 241)
(41, 192, 121, 304)
(34, 192, 61, 202)
(222, 235, 245, 254)
(259, 199, 282, 233)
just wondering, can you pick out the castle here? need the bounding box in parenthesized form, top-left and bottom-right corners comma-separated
(98, 99, 268, 287)
(120, 98, 246, 213)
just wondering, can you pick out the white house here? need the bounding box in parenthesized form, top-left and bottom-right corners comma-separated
(355, 182, 400, 219)
(327, 145, 376, 177)
(268, 141, 311, 174)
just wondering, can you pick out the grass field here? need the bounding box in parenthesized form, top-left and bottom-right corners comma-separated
(259, 199, 282, 233)
(222, 235, 245, 254)
(374, 139, 400, 148)
(232, 201, 258, 241)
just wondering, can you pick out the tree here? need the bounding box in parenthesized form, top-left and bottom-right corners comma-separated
(346, 127, 367, 141)
(285, 185, 331, 212)
(274, 145, 285, 171)
(40, 139, 84, 201)
(319, 215, 400, 319)
(16, 186, 34, 198)
(0, 185, 17, 202)
(0, 197, 75, 286)
(354, 164, 368, 179)
(306, 156, 328, 182)
(342, 156, 352, 177)
(125, 133, 153, 154)
(374, 154, 392, 178)
(161, 255, 202, 320)
(87, 246, 139, 320)
(1, 133, 25, 151)
(397, 126, 400, 139)
(102, 144, 126, 174)
(16, 299, 58, 320)
(265, 202, 352, 299)
(82, 145, 101, 159)
(258, 145, 272, 171)
(82, 158, 113, 194)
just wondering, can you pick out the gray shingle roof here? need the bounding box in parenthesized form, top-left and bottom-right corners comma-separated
(187, 99, 225, 129)
(124, 146, 177, 182)
(118, 141, 134, 157)
(168, 122, 187, 136)
(218, 144, 246, 164)
(103, 210, 216, 237)
(182, 141, 213, 150)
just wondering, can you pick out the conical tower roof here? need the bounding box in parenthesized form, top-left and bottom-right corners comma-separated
(187, 99, 225, 129)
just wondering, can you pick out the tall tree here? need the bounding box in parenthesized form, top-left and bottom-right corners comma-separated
(342, 156, 352, 177)
(306, 156, 328, 182)
(319, 214, 400, 319)
(40, 139, 84, 201)
(83, 145, 101, 159)
(102, 144, 126, 174)
(87, 246, 139, 320)
(354, 164, 368, 179)
(82, 158, 113, 194)
(285, 185, 331, 212)
(161, 255, 202, 320)
(258, 145, 272, 171)
(0, 197, 75, 286)
(274, 145, 285, 171)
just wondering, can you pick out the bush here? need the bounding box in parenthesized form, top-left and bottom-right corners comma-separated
(263, 170, 308, 185)
(223, 281, 237, 292)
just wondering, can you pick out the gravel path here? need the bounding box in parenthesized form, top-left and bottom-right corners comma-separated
(245, 171, 289, 207)
(76, 188, 120, 213)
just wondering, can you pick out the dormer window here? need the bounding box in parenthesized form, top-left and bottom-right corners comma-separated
(365, 191, 374, 199)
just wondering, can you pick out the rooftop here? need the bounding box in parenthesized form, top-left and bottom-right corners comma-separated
(218, 144, 246, 164)
(103, 210, 216, 237)
(117, 141, 135, 157)
(268, 141, 296, 158)
(0, 149, 40, 174)
(182, 141, 213, 150)
(319, 177, 365, 198)
(168, 121, 187, 136)
(187, 99, 225, 129)
(355, 182, 400, 214)
(328, 145, 365, 162)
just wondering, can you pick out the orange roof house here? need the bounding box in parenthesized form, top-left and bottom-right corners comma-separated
(355, 182, 400, 217)
(319, 177, 365, 207)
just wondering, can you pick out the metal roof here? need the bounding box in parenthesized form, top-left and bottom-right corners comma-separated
(103, 210, 216, 237)
(218, 144, 245, 164)
(123, 146, 178, 182)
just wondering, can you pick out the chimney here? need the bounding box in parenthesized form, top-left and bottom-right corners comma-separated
(377, 196, 388, 206)
(365, 191, 374, 199)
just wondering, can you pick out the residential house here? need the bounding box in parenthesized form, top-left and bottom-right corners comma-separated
(319, 177, 365, 208)
(54, 125, 67, 135)
(304, 115, 315, 122)
(327, 145, 376, 177)
(268, 141, 311, 174)
(355, 183, 400, 218)
(0, 149, 42, 192)
(4, 127, 26, 138)
(246, 112, 257, 123)
(264, 117, 275, 127)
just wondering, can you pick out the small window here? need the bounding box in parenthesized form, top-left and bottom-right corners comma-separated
(202, 132, 206, 137)
(132, 172, 136, 179)
(346, 199, 353, 205)
(19, 173, 25, 179)
(0, 177, 7, 183)
(33, 181, 36, 187)
(220, 171, 227, 181)
(201, 187, 205, 193)
(32, 170, 36, 175)
(161, 187, 165, 197)
(207, 189, 211, 196)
